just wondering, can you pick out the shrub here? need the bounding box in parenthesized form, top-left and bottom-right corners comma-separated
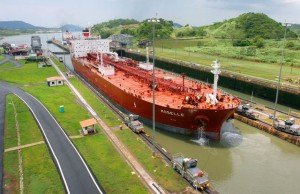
(286, 41, 295, 49)
(240, 46, 256, 56)
(233, 39, 252, 47)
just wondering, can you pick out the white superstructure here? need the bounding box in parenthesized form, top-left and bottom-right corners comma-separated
(71, 39, 111, 58)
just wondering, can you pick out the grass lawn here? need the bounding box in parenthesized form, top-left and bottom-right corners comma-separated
(0, 54, 4, 61)
(69, 78, 122, 127)
(4, 95, 18, 149)
(50, 56, 67, 72)
(3, 94, 64, 193)
(136, 47, 300, 82)
(6, 95, 43, 145)
(3, 151, 19, 193)
(132, 38, 300, 82)
(0, 60, 57, 84)
(22, 144, 65, 194)
(73, 134, 148, 194)
(0, 62, 15, 69)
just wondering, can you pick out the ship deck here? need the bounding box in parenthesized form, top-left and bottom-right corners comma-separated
(78, 57, 239, 110)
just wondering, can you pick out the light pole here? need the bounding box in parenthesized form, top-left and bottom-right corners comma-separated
(148, 15, 159, 156)
(273, 22, 291, 125)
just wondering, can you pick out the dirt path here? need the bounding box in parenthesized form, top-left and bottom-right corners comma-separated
(5, 135, 83, 153)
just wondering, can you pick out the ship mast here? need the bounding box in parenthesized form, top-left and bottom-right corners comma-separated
(211, 60, 221, 97)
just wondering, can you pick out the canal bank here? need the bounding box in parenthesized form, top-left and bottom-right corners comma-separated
(143, 120, 300, 194)
(120, 50, 300, 110)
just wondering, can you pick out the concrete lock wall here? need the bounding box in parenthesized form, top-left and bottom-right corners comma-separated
(120, 50, 300, 109)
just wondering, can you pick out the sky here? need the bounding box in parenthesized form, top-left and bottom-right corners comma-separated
(1, 0, 300, 27)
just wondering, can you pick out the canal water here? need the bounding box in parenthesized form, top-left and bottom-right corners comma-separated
(2, 33, 300, 194)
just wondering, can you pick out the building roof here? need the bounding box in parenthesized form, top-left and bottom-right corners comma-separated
(46, 76, 64, 82)
(80, 118, 97, 128)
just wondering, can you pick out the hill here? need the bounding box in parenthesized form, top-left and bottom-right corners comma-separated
(176, 13, 298, 39)
(92, 18, 174, 40)
(61, 24, 82, 32)
(92, 19, 139, 38)
(0, 21, 37, 29)
(290, 24, 300, 36)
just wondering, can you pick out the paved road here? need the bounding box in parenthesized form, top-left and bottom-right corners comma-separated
(0, 87, 10, 192)
(0, 82, 104, 194)
(0, 54, 22, 67)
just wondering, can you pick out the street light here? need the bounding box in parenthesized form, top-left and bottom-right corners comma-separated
(273, 22, 291, 125)
(147, 14, 159, 156)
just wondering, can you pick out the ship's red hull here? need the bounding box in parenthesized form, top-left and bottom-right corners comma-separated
(72, 58, 237, 140)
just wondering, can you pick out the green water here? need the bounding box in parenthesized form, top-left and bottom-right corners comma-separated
(144, 120, 300, 194)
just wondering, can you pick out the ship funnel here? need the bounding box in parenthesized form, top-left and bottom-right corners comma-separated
(146, 47, 149, 63)
(211, 60, 221, 97)
(82, 28, 90, 39)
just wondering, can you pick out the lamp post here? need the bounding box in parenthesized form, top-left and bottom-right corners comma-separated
(148, 15, 159, 156)
(273, 22, 291, 125)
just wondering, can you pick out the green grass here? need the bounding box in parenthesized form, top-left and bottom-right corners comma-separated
(24, 84, 90, 136)
(3, 151, 19, 193)
(0, 54, 4, 61)
(73, 134, 148, 194)
(0, 62, 15, 69)
(69, 78, 122, 127)
(4, 96, 18, 149)
(115, 129, 188, 192)
(8, 95, 43, 145)
(135, 44, 300, 82)
(22, 144, 65, 194)
(0, 60, 57, 84)
(4, 94, 64, 194)
(50, 56, 67, 72)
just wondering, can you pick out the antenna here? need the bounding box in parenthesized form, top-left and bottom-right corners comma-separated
(146, 46, 149, 63)
(211, 60, 221, 97)
(100, 53, 103, 67)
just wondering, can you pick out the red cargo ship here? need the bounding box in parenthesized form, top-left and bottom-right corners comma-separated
(71, 37, 240, 140)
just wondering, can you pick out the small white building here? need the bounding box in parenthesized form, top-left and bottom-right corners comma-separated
(46, 76, 64, 87)
(80, 118, 97, 135)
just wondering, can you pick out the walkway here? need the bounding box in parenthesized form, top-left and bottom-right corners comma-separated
(0, 82, 104, 194)
(0, 54, 23, 67)
(5, 135, 83, 153)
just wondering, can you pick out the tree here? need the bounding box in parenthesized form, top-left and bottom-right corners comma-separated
(120, 28, 136, 36)
(137, 19, 174, 40)
(254, 37, 265, 48)
(233, 39, 252, 47)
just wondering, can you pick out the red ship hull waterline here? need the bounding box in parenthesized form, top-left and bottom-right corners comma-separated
(70, 34, 240, 140)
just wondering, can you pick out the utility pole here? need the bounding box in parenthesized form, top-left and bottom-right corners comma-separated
(273, 22, 291, 125)
(148, 14, 159, 156)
